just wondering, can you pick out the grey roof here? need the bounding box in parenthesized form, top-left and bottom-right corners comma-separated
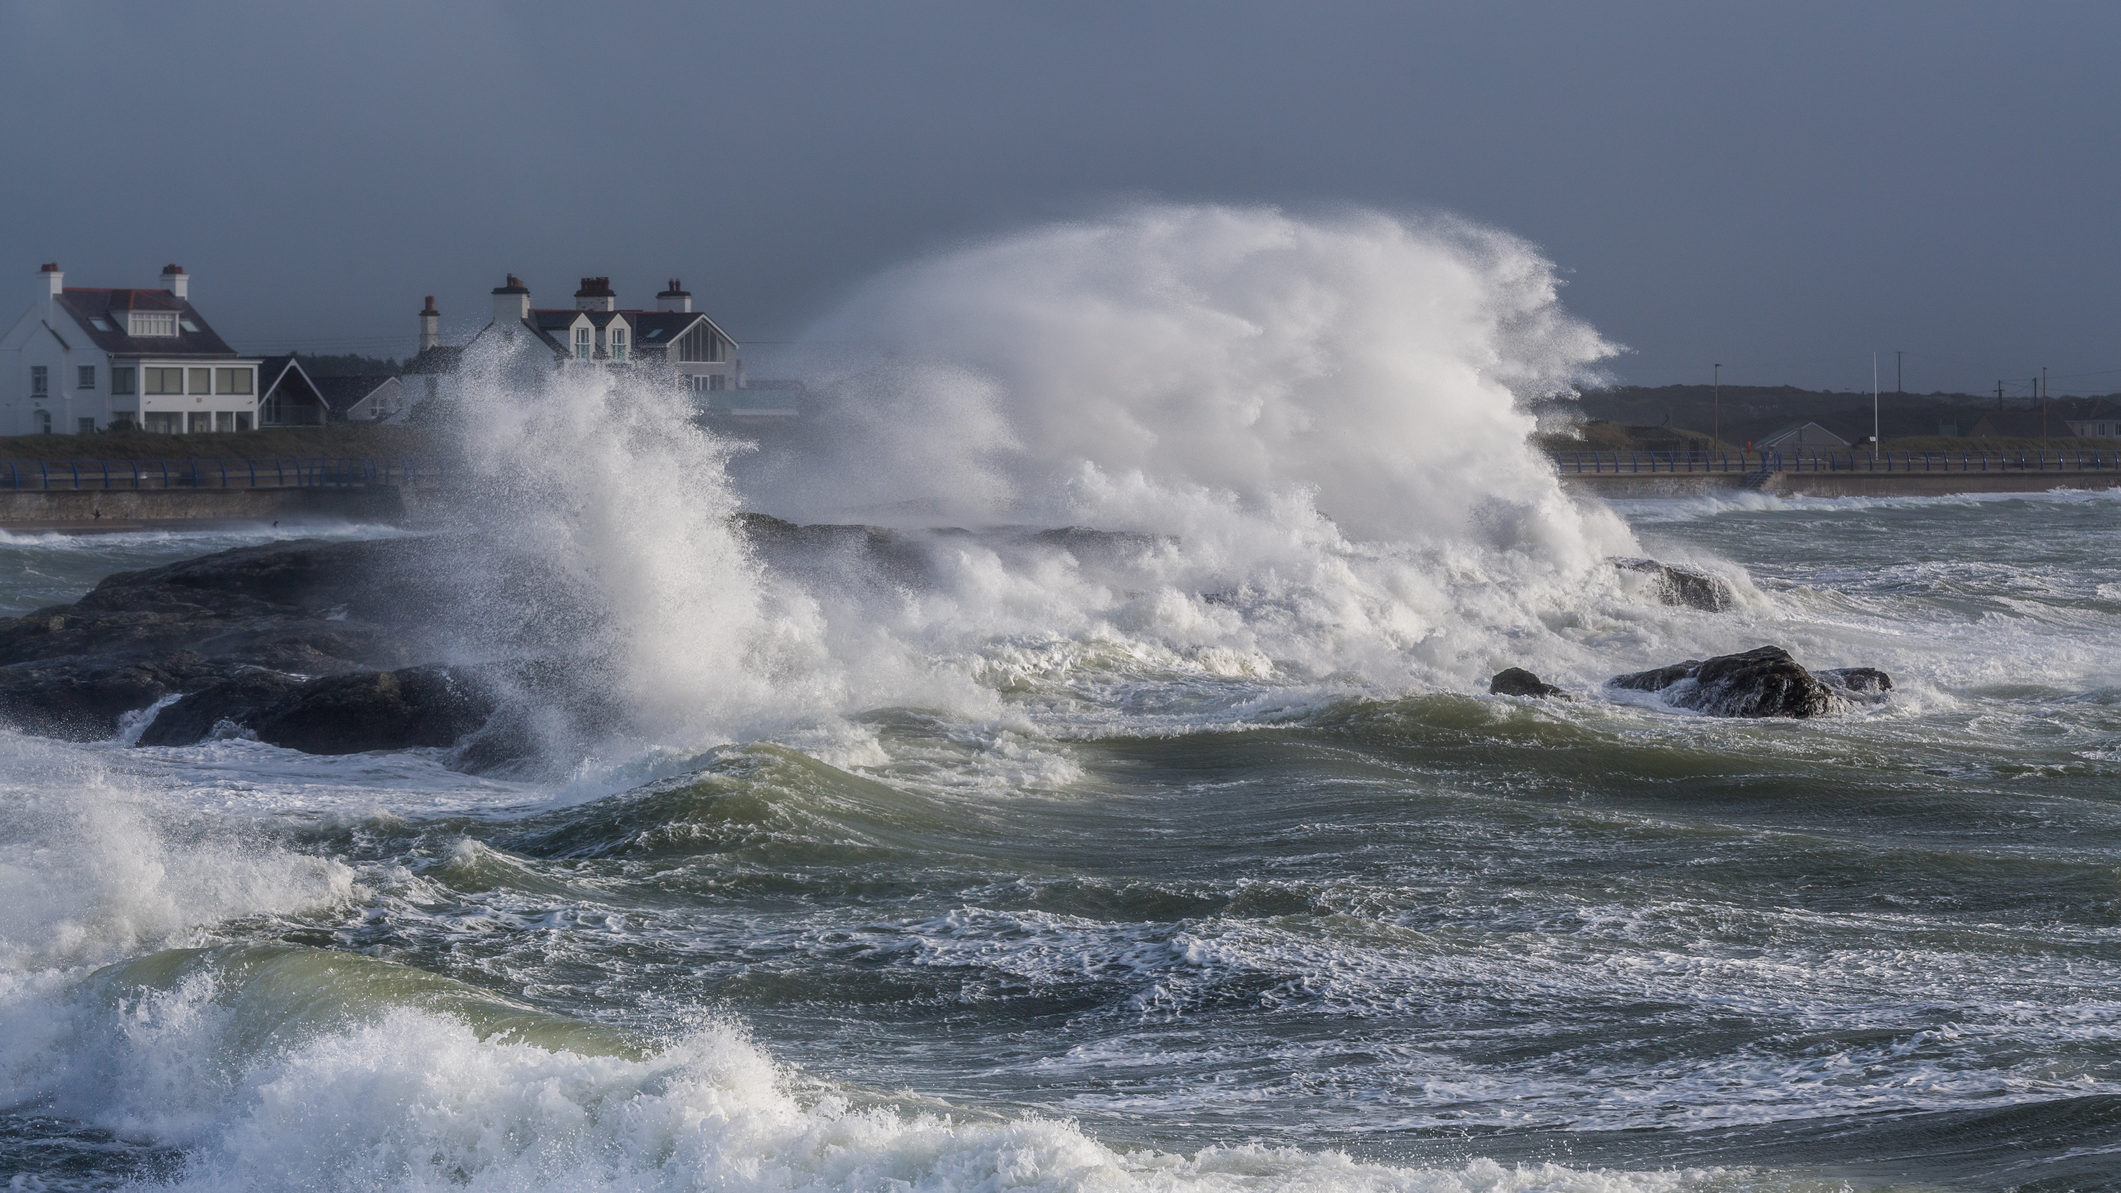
(52, 289, 242, 358)
(314, 374, 396, 416)
(1758, 421, 1849, 447)
(400, 344, 465, 375)
(257, 354, 321, 401)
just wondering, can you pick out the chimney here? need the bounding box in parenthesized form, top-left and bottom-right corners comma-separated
(656, 278, 692, 313)
(491, 274, 529, 330)
(161, 263, 188, 300)
(573, 276, 616, 312)
(419, 295, 440, 352)
(37, 262, 63, 303)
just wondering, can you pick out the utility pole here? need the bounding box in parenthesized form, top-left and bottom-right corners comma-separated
(1996, 381, 2005, 407)
(2041, 366, 2049, 439)
(1713, 362, 1721, 445)
(1872, 352, 1880, 460)
(1895, 350, 1903, 394)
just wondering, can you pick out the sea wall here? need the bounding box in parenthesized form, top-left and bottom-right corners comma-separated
(0, 486, 413, 529)
(1561, 471, 2121, 499)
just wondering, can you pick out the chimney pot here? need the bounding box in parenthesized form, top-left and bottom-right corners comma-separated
(574, 276, 616, 312)
(491, 276, 529, 329)
(160, 264, 189, 300)
(37, 263, 64, 299)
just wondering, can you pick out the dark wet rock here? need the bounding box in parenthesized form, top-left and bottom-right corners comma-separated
(1819, 667, 1894, 701)
(734, 512, 933, 591)
(0, 657, 208, 740)
(1489, 667, 1570, 699)
(444, 658, 629, 775)
(1614, 558, 1735, 613)
(135, 669, 309, 747)
(0, 537, 452, 742)
(1608, 645, 1838, 718)
(251, 665, 497, 755)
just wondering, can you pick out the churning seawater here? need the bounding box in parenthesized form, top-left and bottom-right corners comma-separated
(3, 208, 2119, 1191)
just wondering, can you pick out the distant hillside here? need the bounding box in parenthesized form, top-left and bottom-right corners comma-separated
(1569, 385, 2117, 448)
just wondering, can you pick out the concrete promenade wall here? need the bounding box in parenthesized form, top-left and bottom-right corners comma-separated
(0, 487, 412, 529)
(1561, 470, 2121, 499)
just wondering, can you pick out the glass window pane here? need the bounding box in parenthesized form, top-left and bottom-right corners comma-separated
(188, 368, 211, 394)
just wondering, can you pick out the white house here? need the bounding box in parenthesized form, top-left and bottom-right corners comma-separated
(0, 264, 261, 434)
(2063, 400, 2121, 440)
(403, 276, 741, 408)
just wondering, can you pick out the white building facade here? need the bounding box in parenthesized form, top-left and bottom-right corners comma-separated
(402, 276, 741, 409)
(0, 264, 261, 435)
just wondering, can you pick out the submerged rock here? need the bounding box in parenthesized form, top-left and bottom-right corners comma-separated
(1489, 667, 1570, 699)
(1818, 666, 1894, 703)
(1608, 645, 1843, 718)
(1613, 558, 1735, 613)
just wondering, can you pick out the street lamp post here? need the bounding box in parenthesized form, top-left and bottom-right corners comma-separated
(1713, 363, 1721, 447)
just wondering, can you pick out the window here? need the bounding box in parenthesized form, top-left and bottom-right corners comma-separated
(215, 412, 234, 432)
(708, 374, 727, 391)
(112, 367, 136, 395)
(90, 318, 112, 331)
(144, 412, 180, 433)
(676, 324, 722, 363)
(144, 367, 183, 394)
(178, 318, 199, 333)
(575, 327, 592, 360)
(234, 412, 252, 431)
(77, 417, 95, 434)
(127, 312, 178, 337)
(30, 366, 48, 396)
(214, 367, 252, 394)
(609, 327, 628, 361)
(187, 412, 211, 433)
(77, 365, 96, 390)
(32, 410, 51, 434)
(187, 368, 210, 394)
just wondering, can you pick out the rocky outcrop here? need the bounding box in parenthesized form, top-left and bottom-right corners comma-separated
(249, 665, 497, 754)
(0, 538, 448, 740)
(1614, 558, 1735, 613)
(136, 669, 308, 746)
(134, 664, 499, 753)
(1608, 646, 1879, 718)
(1489, 667, 1569, 699)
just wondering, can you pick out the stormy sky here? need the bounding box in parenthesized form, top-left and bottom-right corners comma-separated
(2, 1, 2115, 395)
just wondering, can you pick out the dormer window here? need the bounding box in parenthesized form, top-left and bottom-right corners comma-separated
(609, 327, 628, 361)
(574, 327, 592, 360)
(128, 311, 178, 337)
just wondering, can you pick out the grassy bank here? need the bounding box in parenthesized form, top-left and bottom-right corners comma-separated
(0, 425, 443, 462)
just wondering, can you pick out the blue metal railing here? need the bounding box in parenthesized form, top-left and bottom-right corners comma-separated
(1552, 450, 2121, 475)
(0, 457, 451, 491)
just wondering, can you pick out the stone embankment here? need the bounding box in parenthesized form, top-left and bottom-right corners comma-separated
(0, 456, 449, 529)
(1554, 449, 2121, 498)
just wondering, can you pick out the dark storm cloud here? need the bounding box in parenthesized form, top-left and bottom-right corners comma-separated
(2, 1, 2114, 392)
